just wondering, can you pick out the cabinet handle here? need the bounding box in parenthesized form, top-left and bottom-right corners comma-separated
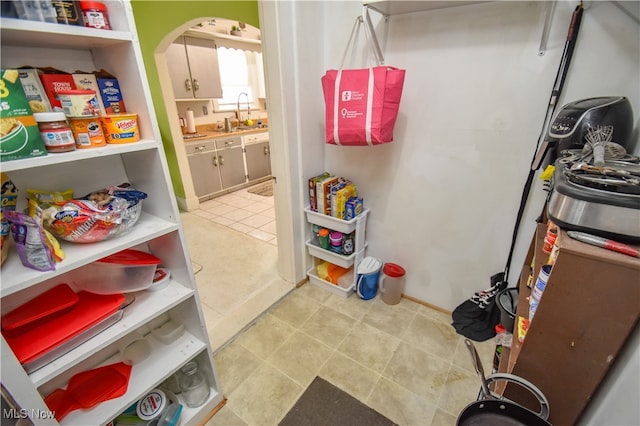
(213, 156, 218, 167)
(185, 79, 192, 91)
(193, 79, 200, 91)
(226, 141, 233, 146)
(219, 155, 225, 165)
(264, 146, 268, 155)
(196, 145, 205, 151)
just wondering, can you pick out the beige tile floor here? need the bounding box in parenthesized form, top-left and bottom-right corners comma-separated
(207, 283, 497, 426)
(191, 182, 277, 246)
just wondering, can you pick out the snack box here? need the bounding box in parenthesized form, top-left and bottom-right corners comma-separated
(37, 68, 77, 110)
(72, 73, 107, 115)
(0, 69, 48, 162)
(308, 172, 330, 212)
(18, 68, 52, 113)
(345, 196, 363, 220)
(96, 75, 126, 114)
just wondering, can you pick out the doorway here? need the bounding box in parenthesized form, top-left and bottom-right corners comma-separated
(154, 16, 294, 351)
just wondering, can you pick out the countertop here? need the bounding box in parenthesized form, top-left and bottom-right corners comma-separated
(182, 124, 269, 142)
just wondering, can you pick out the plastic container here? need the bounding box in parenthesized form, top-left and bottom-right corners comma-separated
(378, 263, 406, 305)
(80, 1, 111, 29)
(101, 113, 140, 144)
(72, 249, 161, 294)
(69, 116, 107, 148)
(329, 231, 343, 253)
(57, 89, 101, 117)
(147, 268, 171, 292)
(177, 360, 210, 408)
(33, 112, 76, 153)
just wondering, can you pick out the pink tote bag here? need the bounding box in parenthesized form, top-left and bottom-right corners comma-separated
(322, 16, 405, 146)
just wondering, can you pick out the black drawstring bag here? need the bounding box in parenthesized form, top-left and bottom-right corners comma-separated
(451, 272, 507, 341)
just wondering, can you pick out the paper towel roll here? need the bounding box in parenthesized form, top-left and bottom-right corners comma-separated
(186, 109, 196, 134)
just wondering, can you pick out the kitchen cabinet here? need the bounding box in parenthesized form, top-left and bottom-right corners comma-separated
(186, 136, 244, 200)
(496, 222, 640, 425)
(187, 140, 222, 198)
(166, 35, 222, 100)
(243, 132, 271, 182)
(304, 208, 369, 297)
(215, 136, 245, 190)
(0, 3, 223, 425)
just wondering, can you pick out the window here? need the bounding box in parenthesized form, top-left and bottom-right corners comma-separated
(214, 46, 264, 112)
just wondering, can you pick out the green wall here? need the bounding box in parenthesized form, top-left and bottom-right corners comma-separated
(130, 1, 259, 200)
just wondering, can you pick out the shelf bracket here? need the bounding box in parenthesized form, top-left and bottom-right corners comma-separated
(538, 0, 557, 56)
(362, 5, 388, 65)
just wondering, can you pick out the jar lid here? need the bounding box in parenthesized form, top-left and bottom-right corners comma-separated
(181, 360, 198, 375)
(136, 389, 167, 421)
(318, 229, 329, 237)
(383, 263, 405, 277)
(33, 112, 67, 122)
(80, 1, 108, 9)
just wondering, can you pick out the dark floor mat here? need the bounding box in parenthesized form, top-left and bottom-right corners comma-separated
(279, 376, 397, 426)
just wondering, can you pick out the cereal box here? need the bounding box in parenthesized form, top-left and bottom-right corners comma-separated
(345, 196, 363, 220)
(18, 69, 52, 113)
(96, 70, 126, 114)
(72, 73, 107, 115)
(1, 69, 48, 162)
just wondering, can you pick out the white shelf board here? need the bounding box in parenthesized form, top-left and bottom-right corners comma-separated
(364, 0, 492, 15)
(306, 240, 367, 269)
(29, 280, 194, 387)
(59, 331, 210, 425)
(304, 207, 368, 234)
(0, 213, 179, 297)
(0, 18, 132, 48)
(0, 139, 159, 172)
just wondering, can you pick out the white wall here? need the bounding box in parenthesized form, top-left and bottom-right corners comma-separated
(261, 1, 639, 307)
(316, 0, 639, 310)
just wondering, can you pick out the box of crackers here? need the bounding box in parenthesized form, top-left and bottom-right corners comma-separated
(1, 69, 48, 162)
(18, 68, 52, 113)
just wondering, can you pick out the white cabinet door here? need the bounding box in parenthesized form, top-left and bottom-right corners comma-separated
(184, 36, 222, 99)
(166, 36, 222, 100)
(166, 37, 193, 99)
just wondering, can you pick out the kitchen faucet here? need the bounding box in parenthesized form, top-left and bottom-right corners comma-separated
(236, 92, 250, 124)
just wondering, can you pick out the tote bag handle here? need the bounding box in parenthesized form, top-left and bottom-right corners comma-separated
(333, 15, 382, 146)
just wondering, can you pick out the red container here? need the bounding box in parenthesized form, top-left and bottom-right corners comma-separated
(80, 1, 111, 30)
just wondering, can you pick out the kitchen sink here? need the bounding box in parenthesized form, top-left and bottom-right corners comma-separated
(236, 125, 268, 130)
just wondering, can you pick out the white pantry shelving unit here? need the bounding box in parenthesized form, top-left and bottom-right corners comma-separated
(304, 207, 369, 297)
(0, 2, 223, 425)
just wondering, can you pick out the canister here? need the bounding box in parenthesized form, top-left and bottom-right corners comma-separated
(329, 231, 343, 254)
(69, 116, 106, 148)
(101, 113, 140, 144)
(80, 0, 111, 29)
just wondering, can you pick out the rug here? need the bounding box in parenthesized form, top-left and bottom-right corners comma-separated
(279, 377, 397, 426)
(247, 180, 273, 197)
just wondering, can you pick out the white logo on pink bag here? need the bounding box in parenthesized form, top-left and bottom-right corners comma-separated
(341, 91, 352, 101)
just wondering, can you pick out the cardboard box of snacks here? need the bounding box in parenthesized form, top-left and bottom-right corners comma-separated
(1, 69, 48, 162)
(18, 69, 52, 113)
